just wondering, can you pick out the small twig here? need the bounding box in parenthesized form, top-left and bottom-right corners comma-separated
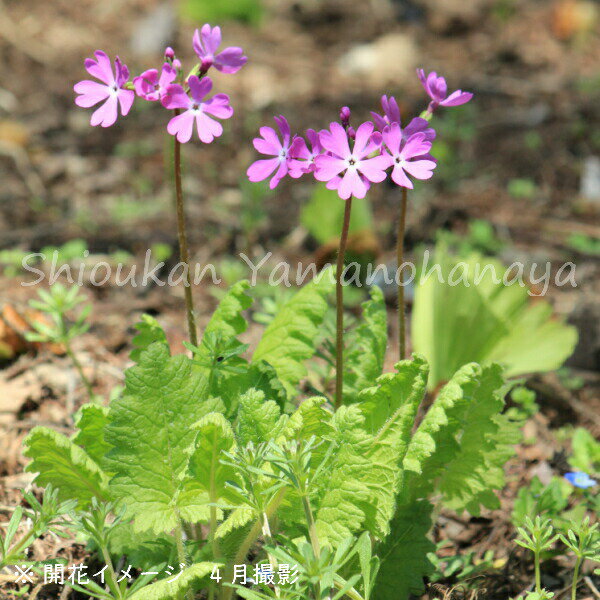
(585, 576, 600, 599)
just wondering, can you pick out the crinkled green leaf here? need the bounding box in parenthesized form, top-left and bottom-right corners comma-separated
(358, 356, 429, 536)
(283, 397, 333, 441)
(373, 500, 435, 600)
(128, 562, 219, 600)
(253, 268, 335, 398)
(237, 389, 287, 445)
(344, 286, 387, 404)
(183, 413, 239, 509)
(203, 280, 253, 341)
(402, 362, 513, 514)
(315, 406, 372, 546)
(130, 314, 168, 362)
(105, 343, 220, 534)
(72, 403, 111, 471)
(23, 427, 108, 508)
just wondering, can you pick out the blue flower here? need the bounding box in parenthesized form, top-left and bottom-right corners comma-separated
(564, 471, 597, 489)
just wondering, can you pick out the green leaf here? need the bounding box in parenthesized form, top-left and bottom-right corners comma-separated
(569, 428, 600, 473)
(202, 280, 253, 341)
(372, 500, 435, 600)
(412, 246, 578, 389)
(402, 362, 512, 515)
(237, 389, 287, 445)
(130, 314, 168, 362)
(183, 413, 239, 509)
(343, 286, 388, 404)
(253, 268, 335, 398)
(314, 406, 375, 546)
(105, 343, 219, 534)
(301, 184, 374, 245)
(358, 356, 429, 537)
(127, 562, 219, 600)
(72, 404, 111, 470)
(23, 427, 108, 508)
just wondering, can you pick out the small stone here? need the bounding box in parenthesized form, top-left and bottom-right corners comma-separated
(337, 34, 418, 88)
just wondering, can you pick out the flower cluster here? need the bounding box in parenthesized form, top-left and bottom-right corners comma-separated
(247, 69, 472, 199)
(74, 24, 247, 143)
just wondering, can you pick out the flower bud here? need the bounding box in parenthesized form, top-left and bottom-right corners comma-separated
(164, 47, 175, 60)
(340, 106, 351, 128)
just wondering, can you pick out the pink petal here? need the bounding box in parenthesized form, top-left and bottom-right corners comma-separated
(202, 24, 221, 55)
(274, 116, 291, 147)
(314, 154, 347, 182)
(319, 122, 350, 159)
(391, 166, 413, 189)
(353, 122, 375, 158)
(214, 47, 248, 73)
(417, 68, 427, 88)
(74, 81, 110, 107)
(326, 176, 341, 190)
(158, 63, 177, 88)
(402, 159, 436, 180)
(306, 129, 322, 154)
(440, 90, 473, 107)
(202, 93, 233, 119)
(114, 57, 130, 88)
(404, 117, 436, 141)
(382, 123, 402, 155)
(259, 126, 282, 151)
(90, 95, 118, 128)
(118, 89, 135, 116)
(370, 111, 387, 131)
(133, 69, 159, 99)
(161, 84, 191, 110)
(247, 158, 280, 183)
(269, 160, 289, 189)
(289, 137, 310, 160)
(254, 137, 280, 156)
(84, 51, 114, 85)
(193, 28, 207, 57)
(338, 169, 367, 200)
(195, 111, 223, 143)
(188, 76, 212, 103)
(384, 95, 401, 124)
(359, 155, 389, 183)
(402, 133, 430, 159)
(167, 110, 195, 143)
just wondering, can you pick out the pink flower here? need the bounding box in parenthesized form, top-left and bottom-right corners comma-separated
(247, 116, 296, 189)
(382, 123, 436, 189)
(417, 69, 473, 112)
(133, 63, 177, 101)
(315, 122, 388, 200)
(371, 95, 401, 131)
(74, 51, 135, 128)
(371, 95, 436, 142)
(161, 76, 233, 144)
(193, 24, 248, 74)
(288, 129, 324, 178)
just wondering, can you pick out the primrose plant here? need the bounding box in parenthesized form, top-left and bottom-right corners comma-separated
(15, 24, 529, 600)
(248, 70, 472, 407)
(74, 25, 247, 347)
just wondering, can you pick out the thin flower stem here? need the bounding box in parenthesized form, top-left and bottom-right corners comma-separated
(534, 550, 541, 593)
(396, 187, 408, 361)
(335, 197, 353, 409)
(571, 557, 582, 600)
(66, 344, 94, 400)
(172, 111, 199, 348)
